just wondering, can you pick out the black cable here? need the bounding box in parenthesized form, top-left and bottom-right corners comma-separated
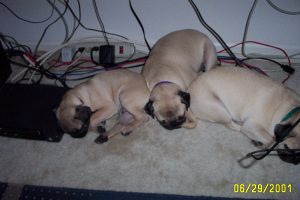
(46, 0, 69, 43)
(34, 0, 69, 56)
(241, 57, 295, 74)
(62, 1, 128, 40)
(0, 32, 32, 53)
(66, 0, 81, 42)
(0, 1, 55, 24)
(267, 0, 300, 15)
(241, 0, 257, 59)
(187, 0, 242, 67)
(129, 0, 151, 52)
(92, 0, 109, 45)
(71, 47, 85, 60)
(243, 117, 300, 161)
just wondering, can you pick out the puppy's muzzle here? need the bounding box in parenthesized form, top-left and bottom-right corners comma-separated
(159, 115, 186, 130)
(278, 145, 300, 165)
(69, 105, 92, 138)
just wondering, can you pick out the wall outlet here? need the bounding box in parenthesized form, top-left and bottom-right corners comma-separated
(61, 47, 74, 62)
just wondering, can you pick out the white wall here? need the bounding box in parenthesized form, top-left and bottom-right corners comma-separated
(0, 0, 300, 56)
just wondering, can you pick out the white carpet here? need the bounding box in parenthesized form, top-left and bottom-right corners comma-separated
(0, 61, 299, 200)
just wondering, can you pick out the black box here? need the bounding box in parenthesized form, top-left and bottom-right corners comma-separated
(99, 45, 115, 66)
(0, 84, 69, 142)
(0, 51, 12, 84)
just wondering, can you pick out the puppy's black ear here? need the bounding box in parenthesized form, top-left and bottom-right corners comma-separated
(178, 91, 190, 110)
(144, 100, 154, 118)
(274, 123, 293, 142)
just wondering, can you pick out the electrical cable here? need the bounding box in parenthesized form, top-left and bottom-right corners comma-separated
(187, 0, 242, 67)
(0, 32, 32, 53)
(242, 0, 299, 62)
(241, 0, 257, 59)
(92, 0, 109, 45)
(46, 0, 69, 43)
(129, 0, 151, 52)
(0, 1, 55, 24)
(266, 0, 300, 15)
(61, 1, 128, 40)
(65, 0, 81, 42)
(34, 0, 69, 56)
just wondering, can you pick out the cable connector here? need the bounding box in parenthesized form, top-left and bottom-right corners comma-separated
(90, 45, 115, 68)
(78, 47, 85, 53)
(99, 45, 115, 67)
(281, 65, 295, 75)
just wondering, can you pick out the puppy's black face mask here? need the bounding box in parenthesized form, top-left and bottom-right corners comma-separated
(144, 100, 154, 118)
(144, 91, 190, 130)
(68, 105, 92, 138)
(275, 123, 300, 165)
(158, 114, 186, 130)
(178, 91, 190, 110)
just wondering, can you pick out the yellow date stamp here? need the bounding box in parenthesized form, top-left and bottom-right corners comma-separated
(233, 183, 293, 193)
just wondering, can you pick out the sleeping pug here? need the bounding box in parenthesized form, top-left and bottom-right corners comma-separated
(142, 29, 217, 130)
(56, 69, 150, 143)
(187, 66, 300, 164)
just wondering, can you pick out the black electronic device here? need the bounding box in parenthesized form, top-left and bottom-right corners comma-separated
(99, 45, 115, 66)
(0, 84, 69, 142)
(0, 51, 12, 84)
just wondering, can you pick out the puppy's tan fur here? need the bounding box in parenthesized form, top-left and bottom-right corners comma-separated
(142, 29, 217, 129)
(188, 66, 300, 152)
(56, 69, 150, 140)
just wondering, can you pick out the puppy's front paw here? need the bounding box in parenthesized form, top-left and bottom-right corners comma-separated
(69, 123, 89, 138)
(181, 111, 197, 129)
(94, 135, 108, 144)
(97, 126, 106, 134)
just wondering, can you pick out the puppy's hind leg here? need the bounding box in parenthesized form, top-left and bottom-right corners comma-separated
(240, 120, 275, 148)
(191, 90, 241, 132)
(119, 107, 149, 136)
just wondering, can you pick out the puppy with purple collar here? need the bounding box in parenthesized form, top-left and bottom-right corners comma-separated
(142, 29, 217, 130)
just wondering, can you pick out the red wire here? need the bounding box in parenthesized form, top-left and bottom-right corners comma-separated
(218, 40, 292, 83)
(217, 40, 291, 66)
(219, 59, 268, 76)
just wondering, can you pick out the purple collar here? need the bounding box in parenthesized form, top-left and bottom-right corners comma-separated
(153, 81, 174, 88)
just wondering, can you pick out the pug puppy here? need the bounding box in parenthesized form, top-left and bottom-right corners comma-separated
(187, 66, 300, 164)
(142, 29, 217, 130)
(56, 69, 150, 143)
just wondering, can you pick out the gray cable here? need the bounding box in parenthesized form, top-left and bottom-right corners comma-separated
(46, 0, 69, 43)
(241, 0, 257, 59)
(92, 0, 109, 45)
(34, 0, 69, 55)
(267, 0, 300, 15)
(65, 0, 81, 42)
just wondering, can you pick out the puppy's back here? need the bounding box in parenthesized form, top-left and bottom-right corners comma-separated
(189, 66, 300, 122)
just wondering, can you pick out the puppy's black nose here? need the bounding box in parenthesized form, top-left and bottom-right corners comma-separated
(69, 105, 92, 138)
(69, 123, 89, 138)
(74, 105, 92, 123)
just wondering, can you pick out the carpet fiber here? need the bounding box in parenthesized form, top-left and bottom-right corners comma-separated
(0, 62, 299, 200)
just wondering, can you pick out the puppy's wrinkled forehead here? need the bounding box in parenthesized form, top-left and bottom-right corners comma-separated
(150, 83, 181, 100)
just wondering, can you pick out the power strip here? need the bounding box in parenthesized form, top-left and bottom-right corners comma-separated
(71, 42, 135, 59)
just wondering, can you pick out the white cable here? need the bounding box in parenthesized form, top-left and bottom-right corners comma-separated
(10, 54, 35, 82)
